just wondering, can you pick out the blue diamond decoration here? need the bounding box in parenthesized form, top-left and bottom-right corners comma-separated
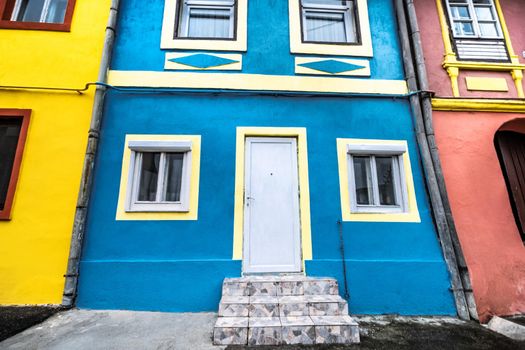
(169, 53, 238, 69)
(298, 59, 365, 74)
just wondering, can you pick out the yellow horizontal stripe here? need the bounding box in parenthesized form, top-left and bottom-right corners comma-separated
(432, 98, 525, 113)
(108, 71, 408, 95)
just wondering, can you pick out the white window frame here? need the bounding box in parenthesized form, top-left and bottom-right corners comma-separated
(125, 140, 192, 213)
(300, 0, 357, 44)
(161, 0, 248, 51)
(347, 143, 409, 214)
(445, 0, 503, 39)
(178, 0, 235, 39)
(11, 0, 65, 23)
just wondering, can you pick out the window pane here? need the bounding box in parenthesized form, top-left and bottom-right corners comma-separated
(17, 0, 46, 22)
(0, 119, 22, 210)
(305, 11, 348, 42)
(163, 153, 184, 202)
(303, 0, 351, 5)
(450, 5, 470, 19)
(479, 22, 498, 37)
(375, 157, 397, 206)
(454, 21, 474, 35)
(138, 152, 160, 202)
(45, 0, 68, 23)
(353, 156, 373, 205)
(187, 8, 232, 38)
(474, 6, 494, 20)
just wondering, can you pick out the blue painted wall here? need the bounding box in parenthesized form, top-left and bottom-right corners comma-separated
(77, 0, 456, 315)
(77, 93, 456, 315)
(111, 0, 404, 80)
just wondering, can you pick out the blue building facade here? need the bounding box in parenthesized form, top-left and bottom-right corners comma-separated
(77, 0, 457, 316)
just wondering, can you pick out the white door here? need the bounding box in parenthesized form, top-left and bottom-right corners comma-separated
(243, 137, 302, 273)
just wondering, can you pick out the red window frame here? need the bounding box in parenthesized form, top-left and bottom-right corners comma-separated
(0, 109, 30, 220)
(0, 0, 76, 32)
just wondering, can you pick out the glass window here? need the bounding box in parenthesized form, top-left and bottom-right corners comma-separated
(12, 0, 68, 24)
(447, 0, 502, 39)
(0, 119, 22, 211)
(301, 0, 358, 43)
(348, 151, 407, 214)
(178, 0, 235, 39)
(126, 140, 192, 213)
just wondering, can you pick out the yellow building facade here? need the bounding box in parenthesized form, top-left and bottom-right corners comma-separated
(0, 0, 110, 304)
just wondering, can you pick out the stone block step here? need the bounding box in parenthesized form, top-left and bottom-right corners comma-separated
(213, 315, 359, 345)
(218, 294, 348, 317)
(222, 276, 338, 297)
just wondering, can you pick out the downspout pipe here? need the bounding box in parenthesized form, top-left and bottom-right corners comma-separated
(394, 0, 470, 320)
(62, 0, 120, 307)
(403, 0, 478, 320)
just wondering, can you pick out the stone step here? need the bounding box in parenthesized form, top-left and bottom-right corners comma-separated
(213, 315, 360, 345)
(218, 294, 348, 317)
(222, 276, 339, 297)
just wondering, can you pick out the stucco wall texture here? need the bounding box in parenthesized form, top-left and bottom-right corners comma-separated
(415, 0, 525, 321)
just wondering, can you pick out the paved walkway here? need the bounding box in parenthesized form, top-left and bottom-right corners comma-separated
(0, 310, 223, 350)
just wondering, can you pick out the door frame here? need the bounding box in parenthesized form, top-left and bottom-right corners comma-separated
(243, 137, 302, 273)
(232, 127, 312, 271)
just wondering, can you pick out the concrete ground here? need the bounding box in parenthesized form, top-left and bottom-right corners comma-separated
(1, 309, 524, 350)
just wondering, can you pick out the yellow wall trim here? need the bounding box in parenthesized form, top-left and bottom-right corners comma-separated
(465, 77, 508, 92)
(232, 127, 312, 263)
(116, 134, 201, 221)
(160, 0, 248, 51)
(288, 0, 373, 57)
(336, 138, 420, 223)
(295, 57, 371, 77)
(432, 98, 525, 113)
(108, 70, 408, 95)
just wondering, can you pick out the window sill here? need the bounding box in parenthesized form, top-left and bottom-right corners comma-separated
(443, 59, 525, 72)
(0, 20, 71, 32)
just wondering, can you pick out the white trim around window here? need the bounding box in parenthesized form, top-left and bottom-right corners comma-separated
(289, 0, 373, 57)
(161, 0, 248, 51)
(445, 0, 503, 39)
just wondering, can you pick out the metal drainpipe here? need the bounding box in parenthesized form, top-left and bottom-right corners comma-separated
(403, 0, 478, 320)
(62, 0, 120, 307)
(394, 0, 470, 320)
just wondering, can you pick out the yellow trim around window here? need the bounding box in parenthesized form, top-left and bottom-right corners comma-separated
(160, 0, 248, 51)
(336, 138, 420, 222)
(116, 134, 201, 221)
(288, 0, 373, 57)
(232, 127, 312, 262)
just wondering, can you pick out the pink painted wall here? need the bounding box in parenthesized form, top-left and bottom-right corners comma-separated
(415, 0, 525, 322)
(434, 112, 525, 322)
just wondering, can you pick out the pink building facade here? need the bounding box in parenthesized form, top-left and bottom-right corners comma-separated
(414, 0, 525, 322)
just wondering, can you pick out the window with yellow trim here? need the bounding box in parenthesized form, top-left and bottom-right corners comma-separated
(289, 0, 373, 57)
(444, 0, 508, 61)
(116, 135, 201, 221)
(336, 139, 420, 222)
(161, 0, 248, 51)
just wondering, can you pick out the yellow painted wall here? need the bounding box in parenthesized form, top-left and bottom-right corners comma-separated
(0, 0, 110, 304)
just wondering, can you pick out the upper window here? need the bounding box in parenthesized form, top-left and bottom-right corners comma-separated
(289, 0, 372, 56)
(0, 0, 76, 31)
(161, 0, 247, 51)
(177, 0, 235, 39)
(0, 109, 30, 220)
(126, 140, 193, 212)
(445, 0, 508, 61)
(301, 0, 357, 44)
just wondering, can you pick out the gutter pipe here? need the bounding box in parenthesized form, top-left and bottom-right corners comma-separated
(62, 0, 120, 307)
(403, 0, 478, 320)
(395, 0, 472, 320)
